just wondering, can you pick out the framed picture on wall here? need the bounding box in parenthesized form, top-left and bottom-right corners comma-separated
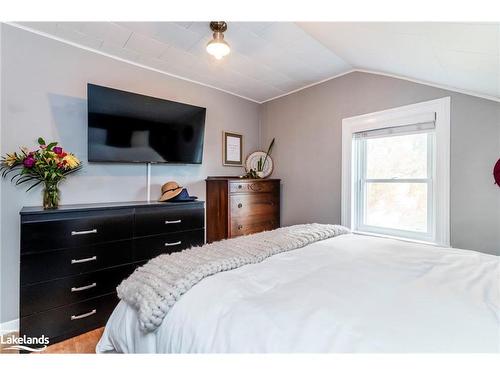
(223, 131, 243, 166)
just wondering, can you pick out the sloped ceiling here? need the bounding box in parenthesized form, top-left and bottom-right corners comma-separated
(14, 22, 500, 103)
(298, 22, 500, 102)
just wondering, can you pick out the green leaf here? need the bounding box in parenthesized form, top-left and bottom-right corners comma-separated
(3, 168, 19, 179)
(37, 137, 46, 146)
(262, 138, 275, 171)
(46, 142, 58, 150)
(16, 176, 38, 185)
(26, 180, 43, 192)
(11, 173, 23, 183)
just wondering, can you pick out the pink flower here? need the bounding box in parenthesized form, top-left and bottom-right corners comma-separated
(39, 145, 47, 149)
(53, 146, 63, 155)
(23, 157, 35, 168)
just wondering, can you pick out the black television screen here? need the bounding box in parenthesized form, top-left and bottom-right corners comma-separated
(87, 84, 206, 163)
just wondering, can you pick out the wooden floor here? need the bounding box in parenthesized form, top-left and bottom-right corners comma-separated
(1, 328, 104, 354)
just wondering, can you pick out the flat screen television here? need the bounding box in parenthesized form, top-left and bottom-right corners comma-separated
(87, 84, 206, 163)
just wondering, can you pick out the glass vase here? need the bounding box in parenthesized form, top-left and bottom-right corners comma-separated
(43, 182, 60, 209)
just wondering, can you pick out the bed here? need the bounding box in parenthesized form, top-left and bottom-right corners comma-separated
(96, 230, 499, 353)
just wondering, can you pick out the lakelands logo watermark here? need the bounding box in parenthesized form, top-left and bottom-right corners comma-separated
(1, 334, 49, 352)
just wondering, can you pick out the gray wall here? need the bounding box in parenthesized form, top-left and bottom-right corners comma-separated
(2, 26, 499, 326)
(261, 71, 500, 256)
(0, 25, 260, 324)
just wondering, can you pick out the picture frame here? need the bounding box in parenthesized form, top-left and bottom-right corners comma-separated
(222, 131, 243, 166)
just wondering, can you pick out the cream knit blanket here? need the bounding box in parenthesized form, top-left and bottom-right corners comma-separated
(117, 223, 350, 332)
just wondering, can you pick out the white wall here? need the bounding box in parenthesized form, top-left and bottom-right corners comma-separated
(0, 24, 260, 324)
(261, 71, 500, 256)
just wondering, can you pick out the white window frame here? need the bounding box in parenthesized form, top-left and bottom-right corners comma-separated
(341, 97, 450, 246)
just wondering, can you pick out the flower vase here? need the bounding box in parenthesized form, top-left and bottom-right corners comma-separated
(43, 183, 60, 209)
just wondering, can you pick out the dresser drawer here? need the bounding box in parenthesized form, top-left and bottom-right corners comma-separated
(21, 210, 134, 254)
(134, 229, 205, 260)
(230, 193, 279, 220)
(20, 293, 119, 345)
(229, 180, 278, 194)
(135, 205, 204, 237)
(20, 239, 134, 286)
(231, 215, 279, 237)
(20, 263, 137, 317)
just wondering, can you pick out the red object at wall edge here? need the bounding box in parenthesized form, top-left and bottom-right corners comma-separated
(494, 159, 500, 186)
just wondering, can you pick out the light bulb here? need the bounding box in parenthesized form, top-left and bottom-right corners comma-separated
(206, 32, 230, 60)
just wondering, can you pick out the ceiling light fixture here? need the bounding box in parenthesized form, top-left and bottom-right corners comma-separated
(206, 21, 230, 60)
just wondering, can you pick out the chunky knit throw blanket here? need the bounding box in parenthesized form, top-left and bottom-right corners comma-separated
(117, 223, 350, 332)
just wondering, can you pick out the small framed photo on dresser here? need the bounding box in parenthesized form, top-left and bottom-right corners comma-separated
(223, 131, 243, 166)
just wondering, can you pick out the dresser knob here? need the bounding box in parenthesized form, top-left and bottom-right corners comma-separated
(71, 229, 97, 236)
(165, 241, 182, 247)
(250, 184, 262, 191)
(71, 255, 97, 264)
(238, 185, 242, 189)
(71, 282, 97, 292)
(238, 203, 243, 208)
(165, 219, 182, 224)
(238, 225, 243, 230)
(71, 309, 96, 320)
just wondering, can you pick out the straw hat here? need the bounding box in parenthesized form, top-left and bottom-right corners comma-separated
(159, 181, 183, 202)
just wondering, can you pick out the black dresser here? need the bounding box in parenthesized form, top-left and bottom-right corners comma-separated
(20, 200, 205, 345)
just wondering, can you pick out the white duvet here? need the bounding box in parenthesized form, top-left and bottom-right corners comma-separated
(96, 234, 500, 353)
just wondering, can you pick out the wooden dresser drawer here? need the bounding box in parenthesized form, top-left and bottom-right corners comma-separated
(229, 180, 278, 194)
(133, 229, 205, 260)
(20, 263, 137, 317)
(20, 239, 134, 286)
(206, 178, 280, 243)
(21, 210, 134, 254)
(230, 193, 279, 219)
(231, 215, 279, 237)
(135, 205, 204, 237)
(20, 293, 119, 344)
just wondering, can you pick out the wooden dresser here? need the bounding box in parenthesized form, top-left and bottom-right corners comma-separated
(205, 177, 280, 243)
(19, 200, 204, 346)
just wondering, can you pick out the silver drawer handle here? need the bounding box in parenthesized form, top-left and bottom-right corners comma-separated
(71, 229, 97, 236)
(71, 309, 96, 320)
(71, 256, 97, 264)
(165, 219, 182, 224)
(165, 241, 182, 247)
(71, 282, 97, 292)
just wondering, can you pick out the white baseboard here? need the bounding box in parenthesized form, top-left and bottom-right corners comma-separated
(0, 319, 19, 334)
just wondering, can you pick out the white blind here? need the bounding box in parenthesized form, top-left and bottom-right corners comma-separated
(353, 112, 436, 140)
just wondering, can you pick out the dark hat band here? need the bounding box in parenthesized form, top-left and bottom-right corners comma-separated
(162, 186, 182, 193)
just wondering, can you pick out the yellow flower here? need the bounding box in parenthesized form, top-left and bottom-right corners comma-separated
(63, 154, 80, 169)
(4, 152, 18, 167)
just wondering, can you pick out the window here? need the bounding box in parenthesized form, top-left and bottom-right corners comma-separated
(354, 124, 434, 241)
(342, 98, 450, 246)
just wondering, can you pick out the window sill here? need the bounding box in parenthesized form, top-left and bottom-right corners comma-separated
(352, 230, 449, 248)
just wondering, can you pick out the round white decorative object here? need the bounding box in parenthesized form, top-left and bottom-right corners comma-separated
(245, 151, 274, 178)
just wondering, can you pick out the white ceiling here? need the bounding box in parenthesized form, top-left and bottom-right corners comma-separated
(299, 22, 500, 101)
(15, 22, 500, 103)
